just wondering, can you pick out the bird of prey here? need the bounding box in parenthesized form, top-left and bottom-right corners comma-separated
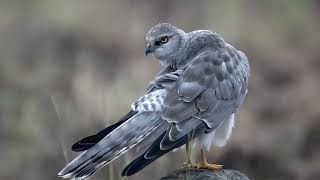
(58, 23, 250, 180)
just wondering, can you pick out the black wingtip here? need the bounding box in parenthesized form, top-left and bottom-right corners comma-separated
(121, 123, 207, 176)
(71, 135, 100, 152)
(71, 141, 93, 152)
(121, 156, 152, 176)
(71, 143, 87, 152)
(121, 132, 189, 177)
(71, 110, 138, 152)
(121, 132, 166, 176)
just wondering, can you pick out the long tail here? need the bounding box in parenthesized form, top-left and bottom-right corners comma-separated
(58, 112, 163, 180)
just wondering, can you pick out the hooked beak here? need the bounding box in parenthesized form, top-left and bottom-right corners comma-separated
(145, 42, 153, 56)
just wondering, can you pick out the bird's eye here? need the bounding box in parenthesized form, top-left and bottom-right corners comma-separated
(160, 36, 169, 43)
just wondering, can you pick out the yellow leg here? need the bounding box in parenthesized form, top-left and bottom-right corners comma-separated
(197, 149, 223, 170)
(183, 140, 192, 166)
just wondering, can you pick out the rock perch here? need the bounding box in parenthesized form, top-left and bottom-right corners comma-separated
(160, 168, 250, 180)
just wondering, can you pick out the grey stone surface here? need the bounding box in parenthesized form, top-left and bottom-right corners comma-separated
(160, 168, 250, 180)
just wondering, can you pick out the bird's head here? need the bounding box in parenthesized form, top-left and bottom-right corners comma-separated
(145, 23, 187, 64)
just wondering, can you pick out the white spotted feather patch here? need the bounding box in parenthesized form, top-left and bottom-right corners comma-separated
(131, 89, 167, 112)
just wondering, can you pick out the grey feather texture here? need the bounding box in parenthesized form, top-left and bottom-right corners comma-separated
(58, 23, 250, 180)
(58, 112, 165, 179)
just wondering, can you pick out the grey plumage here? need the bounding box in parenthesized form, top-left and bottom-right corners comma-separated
(58, 112, 165, 179)
(58, 23, 250, 179)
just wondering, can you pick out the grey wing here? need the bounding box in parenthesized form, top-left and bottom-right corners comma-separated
(121, 46, 250, 176)
(162, 44, 250, 141)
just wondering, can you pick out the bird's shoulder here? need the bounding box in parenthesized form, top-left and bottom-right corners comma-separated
(187, 30, 224, 48)
(178, 30, 225, 67)
(186, 42, 248, 75)
(187, 30, 213, 37)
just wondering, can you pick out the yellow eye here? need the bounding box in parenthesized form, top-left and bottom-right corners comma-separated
(160, 36, 169, 43)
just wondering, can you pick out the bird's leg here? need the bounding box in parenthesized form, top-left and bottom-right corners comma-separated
(197, 149, 223, 170)
(184, 135, 192, 167)
(183, 140, 192, 166)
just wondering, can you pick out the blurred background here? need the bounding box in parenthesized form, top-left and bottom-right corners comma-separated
(0, 0, 319, 180)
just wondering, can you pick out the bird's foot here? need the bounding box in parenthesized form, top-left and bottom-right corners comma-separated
(194, 162, 223, 170)
(195, 149, 223, 170)
(183, 162, 223, 170)
(183, 160, 196, 168)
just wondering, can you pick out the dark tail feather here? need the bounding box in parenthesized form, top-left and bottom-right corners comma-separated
(72, 110, 137, 152)
(58, 112, 163, 180)
(121, 123, 207, 177)
(121, 131, 186, 177)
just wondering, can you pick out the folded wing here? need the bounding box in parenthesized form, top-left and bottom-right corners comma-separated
(122, 44, 250, 176)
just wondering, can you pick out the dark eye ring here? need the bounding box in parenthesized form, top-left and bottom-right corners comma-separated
(160, 36, 169, 43)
